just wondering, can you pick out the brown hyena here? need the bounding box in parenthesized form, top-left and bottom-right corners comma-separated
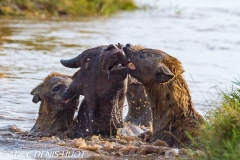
(124, 44, 203, 147)
(30, 72, 79, 138)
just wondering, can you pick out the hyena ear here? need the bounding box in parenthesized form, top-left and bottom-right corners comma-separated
(30, 84, 43, 103)
(72, 70, 80, 79)
(155, 63, 174, 83)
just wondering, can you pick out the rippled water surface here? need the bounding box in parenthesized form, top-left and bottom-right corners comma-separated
(0, 0, 240, 159)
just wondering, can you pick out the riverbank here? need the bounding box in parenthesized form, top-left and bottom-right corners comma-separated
(0, 0, 136, 17)
(192, 80, 240, 160)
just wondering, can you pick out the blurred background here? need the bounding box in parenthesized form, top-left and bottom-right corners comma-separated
(0, 0, 239, 130)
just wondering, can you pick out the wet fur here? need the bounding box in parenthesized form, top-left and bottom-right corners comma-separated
(61, 45, 128, 138)
(30, 72, 78, 138)
(125, 76, 152, 127)
(125, 45, 203, 147)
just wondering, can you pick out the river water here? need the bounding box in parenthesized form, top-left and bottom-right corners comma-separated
(0, 0, 239, 159)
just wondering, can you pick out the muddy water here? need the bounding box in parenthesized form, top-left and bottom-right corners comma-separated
(0, 0, 239, 159)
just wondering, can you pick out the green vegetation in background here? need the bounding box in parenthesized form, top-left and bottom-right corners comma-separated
(0, 0, 136, 17)
(193, 79, 240, 160)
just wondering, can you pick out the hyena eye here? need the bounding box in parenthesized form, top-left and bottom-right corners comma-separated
(52, 86, 60, 92)
(138, 53, 147, 59)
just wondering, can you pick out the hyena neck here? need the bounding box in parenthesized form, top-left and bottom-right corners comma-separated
(144, 76, 197, 134)
(32, 103, 74, 133)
